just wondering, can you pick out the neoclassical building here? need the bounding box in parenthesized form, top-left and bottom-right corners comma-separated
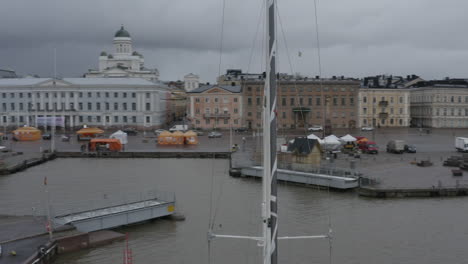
(0, 78, 169, 130)
(410, 84, 468, 128)
(358, 88, 411, 127)
(85, 26, 159, 81)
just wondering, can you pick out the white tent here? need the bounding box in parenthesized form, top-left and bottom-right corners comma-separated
(322, 135, 341, 150)
(307, 133, 324, 144)
(340, 134, 357, 142)
(110, 130, 128, 144)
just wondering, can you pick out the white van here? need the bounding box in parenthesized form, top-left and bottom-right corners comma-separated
(169, 125, 188, 132)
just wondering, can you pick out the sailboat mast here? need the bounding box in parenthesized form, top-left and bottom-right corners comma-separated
(263, 0, 278, 263)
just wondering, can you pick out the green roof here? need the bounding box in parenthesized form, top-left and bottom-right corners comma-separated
(115, 26, 131, 38)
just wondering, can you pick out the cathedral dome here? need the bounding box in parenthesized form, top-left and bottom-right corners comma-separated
(114, 26, 131, 38)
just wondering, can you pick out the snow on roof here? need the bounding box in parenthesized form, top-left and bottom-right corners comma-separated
(63, 78, 156, 86)
(0, 78, 50, 86)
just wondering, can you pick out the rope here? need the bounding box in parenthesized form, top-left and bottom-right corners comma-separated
(246, 1, 266, 74)
(217, 0, 227, 78)
(313, 0, 326, 138)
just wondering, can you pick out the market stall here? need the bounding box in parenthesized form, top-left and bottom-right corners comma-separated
(12, 127, 41, 141)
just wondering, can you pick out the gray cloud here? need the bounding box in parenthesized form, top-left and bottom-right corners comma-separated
(1, 0, 468, 81)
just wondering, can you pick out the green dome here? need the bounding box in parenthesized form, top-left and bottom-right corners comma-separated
(114, 26, 131, 38)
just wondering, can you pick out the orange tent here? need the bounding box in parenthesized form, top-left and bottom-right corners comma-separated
(184, 131, 198, 145)
(12, 127, 41, 141)
(158, 131, 185, 145)
(89, 138, 122, 151)
(172, 131, 185, 145)
(76, 127, 104, 140)
(357, 137, 369, 144)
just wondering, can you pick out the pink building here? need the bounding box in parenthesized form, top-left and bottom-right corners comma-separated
(187, 85, 243, 130)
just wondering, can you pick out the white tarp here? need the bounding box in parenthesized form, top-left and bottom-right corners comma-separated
(307, 133, 324, 144)
(340, 134, 357, 142)
(110, 130, 128, 144)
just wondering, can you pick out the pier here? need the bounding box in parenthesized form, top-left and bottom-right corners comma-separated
(55, 151, 230, 159)
(358, 187, 468, 198)
(239, 166, 359, 189)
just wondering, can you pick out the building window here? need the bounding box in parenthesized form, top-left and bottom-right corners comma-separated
(132, 93, 136, 98)
(316, 97, 321, 106)
(132, 116, 136, 123)
(114, 103, 118, 110)
(290, 98, 295, 106)
(87, 116, 92, 123)
(214, 97, 218, 103)
(79, 92, 83, 98)
(363, 96, 367, 103)
(146, 116, 150, 123)
(123, 116, 128, 123)
(19, 93, 23, 98)
(196, 108, 200, 114)
(234, 98, 238, 103)
(451, 108, 455, 116)
(11, 116, 15, 123)
(19, 103, 23, 110)
(146, 93, 150, 99)
(105, 92, 109, 98)
(96, 103, 101, 110)
(206, 119, 210, 124)
(88, 92, 92, 98)
(106, 116, 110, 123)
(132, 103, 136, 111)
(97, 92, 101, 98)
(443, 108, 447, 116)
(123, 92, 127, 98)
(97, 116, 101, 122)
(350, 98, 354, 106)
(10, 93, 14, 98)
(123, 103, 127, 111)
(2, 93, 5, 98)
(37, 103, 41, 110)
(113, 92, 118, 98)
(299, 98, 303, 106)
(88, 102, 92, 110)
(308, 97, 312, 106)
(399, 108, 403, 114)
(224, 119, 228, 124)
(341, 97, 346, 106)
(248, 112, 252, 117)
(373, 97, 376, 103)
(256, 97, 261, 105)
(146, 103, 151, 111)
(205, 97, 210, 103)
(282, 112, 286, 118)
(106, 102, 110, 110)
(70, 92, 74, 98)
(195, 98, 200, 103)
(282, 98, 286, 106)
(79, 103, 83, 110)
(46, 103, 49, 110)
(247, 87, 252, 92)
(2, 116, 6, 123)
(114, 116, 118, 123)
(248, 98, 252, 106)
(234, 108, 238, 113)
(363, 108, 367, 114)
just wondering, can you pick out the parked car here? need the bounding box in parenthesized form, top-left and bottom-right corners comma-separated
(208, 131, 222, 138)
(193, 129, 204, 136)
(308, 125, 323, 132)
(386, 140, 405, 154)
(154, 129, 166, 136)
(234, 127, 248, 133)
(361, 126, 374, 131)
(404, 144, 417, 153)
(42, 133, 51, 140)
(122, 127, 138, 136)
(358, 141, 379, 154)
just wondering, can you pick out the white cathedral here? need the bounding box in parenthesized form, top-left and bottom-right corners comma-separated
(85, 26, 160, 81)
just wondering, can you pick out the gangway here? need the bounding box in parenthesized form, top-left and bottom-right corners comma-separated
(54, 198, 175, 232)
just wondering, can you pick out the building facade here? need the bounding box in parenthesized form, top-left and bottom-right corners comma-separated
(0, 78, 168, 130)
(187, 85, 242, 130)
(184, 73, 200, 92)
(242, 78, 360, 130)
(410, 84, 468, 128)
(85, 26, 159, 81)
(358, 88, 411, 127)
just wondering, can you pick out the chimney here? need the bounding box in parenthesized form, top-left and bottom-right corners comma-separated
(315, 76, 319, 79)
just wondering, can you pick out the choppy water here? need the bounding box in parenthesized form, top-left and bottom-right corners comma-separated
(1, 158, 467, 264)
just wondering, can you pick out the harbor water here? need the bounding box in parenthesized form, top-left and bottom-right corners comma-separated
(0, 158, 467, 263)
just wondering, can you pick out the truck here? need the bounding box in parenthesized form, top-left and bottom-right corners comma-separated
(169, 125, 188, 132)
(358, 141, 379, 154)
(386, 139, 405, 154)
(455, 137, 468, 152)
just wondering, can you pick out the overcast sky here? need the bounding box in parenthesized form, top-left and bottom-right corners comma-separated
(1, 0, 467, 82)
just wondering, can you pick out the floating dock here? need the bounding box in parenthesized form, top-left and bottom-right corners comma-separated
(240, 166, 359, 189)
(54, 198, 175, 232)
